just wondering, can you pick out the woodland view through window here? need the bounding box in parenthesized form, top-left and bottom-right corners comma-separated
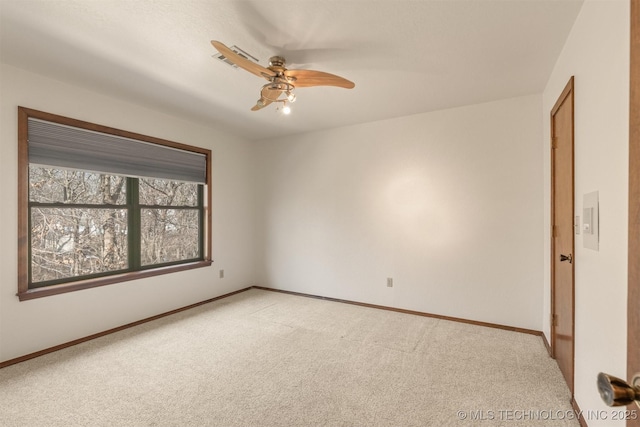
(18, 107, 212, 300)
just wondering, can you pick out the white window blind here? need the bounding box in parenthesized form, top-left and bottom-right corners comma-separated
(28, 118, 207, 183)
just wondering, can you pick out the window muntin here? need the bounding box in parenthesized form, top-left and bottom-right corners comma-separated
(18, 107, 212, 300)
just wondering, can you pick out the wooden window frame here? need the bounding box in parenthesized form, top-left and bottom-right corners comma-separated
(17, 107, 213, 301)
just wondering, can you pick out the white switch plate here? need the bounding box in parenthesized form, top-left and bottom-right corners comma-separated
(583, 191, 599, 251)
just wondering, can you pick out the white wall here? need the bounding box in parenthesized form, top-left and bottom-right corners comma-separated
(3, 7, 630, 421)
(542, 1, 629, 425)
(0, 64, 257, 363)
(254, 95, 544, 331)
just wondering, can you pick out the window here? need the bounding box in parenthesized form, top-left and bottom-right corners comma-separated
(18, 107, 212, 300)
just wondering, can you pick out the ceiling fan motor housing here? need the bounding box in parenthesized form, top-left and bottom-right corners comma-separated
(269, 56, 286, 69)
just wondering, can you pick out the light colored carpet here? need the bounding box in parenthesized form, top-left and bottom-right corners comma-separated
(0, 288, 579, 426)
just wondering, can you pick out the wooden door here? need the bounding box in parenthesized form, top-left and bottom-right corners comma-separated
(628, 1, 639, 425)
(551, 77, 575, 394)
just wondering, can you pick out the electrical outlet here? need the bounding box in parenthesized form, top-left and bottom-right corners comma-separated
(387, 278, 393, 287)
(219, 269, 224, 279)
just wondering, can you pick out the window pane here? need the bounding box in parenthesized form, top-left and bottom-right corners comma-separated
(29, 166, 127, 205)
(30, 207, 128, 283)
(141, 209, 199, 265)
(139, 178, 198, 206)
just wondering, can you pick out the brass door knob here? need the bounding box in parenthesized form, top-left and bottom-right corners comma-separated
(560, 253, 573, 263)
(597, 372, 640, 407)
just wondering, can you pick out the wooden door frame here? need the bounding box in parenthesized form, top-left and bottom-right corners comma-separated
(628, 0, 639, 425)
(550, 77, 575, 392)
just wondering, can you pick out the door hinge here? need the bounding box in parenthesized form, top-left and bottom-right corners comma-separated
(552, 225, 557, 238)
(552, 136, 558, 149)
(551, 313, 558, 327)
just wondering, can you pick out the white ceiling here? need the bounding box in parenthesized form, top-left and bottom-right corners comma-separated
(0, 0, 583, 141)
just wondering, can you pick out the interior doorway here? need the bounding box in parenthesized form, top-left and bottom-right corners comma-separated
(550, 77, 576, 394)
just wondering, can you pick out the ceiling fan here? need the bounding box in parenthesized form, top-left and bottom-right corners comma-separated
(211, 40, 355, 114)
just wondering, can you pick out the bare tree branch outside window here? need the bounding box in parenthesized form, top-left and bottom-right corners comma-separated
(29, 167, 201, 285)
(17, 107, 212, 299)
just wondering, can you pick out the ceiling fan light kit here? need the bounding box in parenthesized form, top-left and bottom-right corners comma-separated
(211, 40, 355, 114)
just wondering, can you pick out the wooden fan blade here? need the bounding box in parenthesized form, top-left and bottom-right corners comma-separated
(251, 101, 269, 111)
(284, 69, 355, 89)
(211, 40, 275, 80)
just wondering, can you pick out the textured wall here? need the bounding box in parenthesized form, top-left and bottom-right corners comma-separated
(0, 64, 258, 362)
(542, 1, 630, 425)
(253, 95, 544, 331)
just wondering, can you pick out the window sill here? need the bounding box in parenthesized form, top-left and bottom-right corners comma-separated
(17, 260, 213, 301)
